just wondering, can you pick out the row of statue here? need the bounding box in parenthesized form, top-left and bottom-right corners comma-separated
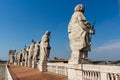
(8, 31, 51, 70)
(8, 4, 95, 69)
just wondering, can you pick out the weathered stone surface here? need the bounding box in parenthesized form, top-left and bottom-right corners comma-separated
(28, 40, 35, 67)
(68, 4, 95, 64)
(8, 50, 16, 64)
(8, 31, 50, 69)
(32, 41, 40, 68)
(38, 31, 51, 71)
(47, 63, 120, 80)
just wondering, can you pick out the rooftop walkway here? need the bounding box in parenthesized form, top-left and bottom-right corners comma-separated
(0, 64, 6, 80)
(8, 65, 67, 80)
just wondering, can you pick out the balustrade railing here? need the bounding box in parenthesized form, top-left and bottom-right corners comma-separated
(107, 73, 120, 80)
(47, 63, 68, 76)
(82, 70, 101, 80)
(47, 63, 120, 80)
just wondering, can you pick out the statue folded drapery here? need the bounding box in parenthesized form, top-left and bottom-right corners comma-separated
(39, 31, 51, 64)
(68, 4, 95, 63)
(38, 31, 51, 71)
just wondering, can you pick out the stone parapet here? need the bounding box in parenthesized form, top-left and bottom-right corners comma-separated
(47, 63, 120, 80)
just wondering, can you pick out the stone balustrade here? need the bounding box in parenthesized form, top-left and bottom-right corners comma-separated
(47, 63, 120, 80)
(107, 73, 120, 80)
(82, 70, 101, 80)
(47, 63, 68, 76)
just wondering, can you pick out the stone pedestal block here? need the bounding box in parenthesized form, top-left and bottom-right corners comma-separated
(68, 51, 80, 64)
(38, 60, 47, 72)
(68, 68, 82, 80)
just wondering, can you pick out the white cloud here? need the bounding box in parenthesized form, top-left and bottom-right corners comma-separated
(89, 40, 120, 60)
(93, 41, 120, 52)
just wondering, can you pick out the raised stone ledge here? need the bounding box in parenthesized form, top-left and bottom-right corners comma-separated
(47, 63, 120, 80)
(6, 65, 13, 80)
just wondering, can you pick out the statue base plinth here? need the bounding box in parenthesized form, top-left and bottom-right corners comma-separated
(68, 58, 80, 64)
(38, 60, 47, 72)
(38, 64, 47, 72)
(68, 50, 87, 64)
(68, 51, 80, 64)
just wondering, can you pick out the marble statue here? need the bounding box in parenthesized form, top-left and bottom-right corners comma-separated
(40, 31, 51, 63)
(21, 47, 28, 67)
(38, 31, 51, 71)
(24, 46, 29, 67)
(8, 50, 16, 64)
(15, 52, 20, 65)
(32, 41, 40, 68)
(28, 40, 35, 67)
(20, 50, 24, 66)
(68, 4, 95, 64)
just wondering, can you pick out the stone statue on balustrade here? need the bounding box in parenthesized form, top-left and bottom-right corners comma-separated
(18, 49, 25, 66)
(28, 40, 35, 67)
(68, 4, 95, 64)
(32, 41, 40, 68)
(38, 31, 51, 71)
(21, 47, 28, 67)
(24, 46, 29, 67)
(15, 52, 20, 65)
(16, 51, 22, 66)
(8, 50, 16, 64)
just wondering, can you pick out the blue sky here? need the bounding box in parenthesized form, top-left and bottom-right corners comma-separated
(0, 0, 120, 61)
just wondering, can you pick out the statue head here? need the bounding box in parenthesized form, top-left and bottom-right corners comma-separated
(32, 39, 36, 44)
(45, 31, 51, 36)
(74, 4, 85, 13)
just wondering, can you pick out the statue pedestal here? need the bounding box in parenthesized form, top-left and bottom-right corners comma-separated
(32, 61, 35, 68)
(68, 51, 80, 64)
(68, 58, 80, 64)
(38, 60, 47, 72)
(68, 50, 87, 64)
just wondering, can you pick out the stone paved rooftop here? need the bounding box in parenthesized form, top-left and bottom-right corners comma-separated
(8, 65, 67, 80)
(0, 64, 6, 80)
